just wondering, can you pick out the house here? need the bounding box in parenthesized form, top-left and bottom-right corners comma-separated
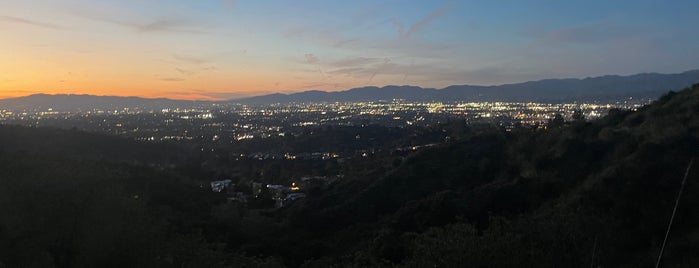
(275, 192, 306, 208)
(210, 179, 233, 193)
(226, 192, 248, 203)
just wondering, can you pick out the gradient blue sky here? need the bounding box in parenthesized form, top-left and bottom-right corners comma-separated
(1, 0, 698, 99)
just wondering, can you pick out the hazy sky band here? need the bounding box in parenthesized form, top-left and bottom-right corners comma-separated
(1, 0, 698, 100)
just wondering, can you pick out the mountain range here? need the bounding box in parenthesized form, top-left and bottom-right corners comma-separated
(2, 70, 699, 111)
(237, 70, 699, 104)
(0, 94, 209, 112)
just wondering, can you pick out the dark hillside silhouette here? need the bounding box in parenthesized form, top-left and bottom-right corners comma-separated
(1, 83, 699, 267)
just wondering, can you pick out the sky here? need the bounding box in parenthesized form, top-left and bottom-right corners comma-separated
(1, 0, 698, 100)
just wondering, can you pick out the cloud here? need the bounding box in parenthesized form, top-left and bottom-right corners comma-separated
(326, 67, 365, 75)
(402, 59, 415, 83)
(284, 25, 365, 51)
(160, 77, 186, 82)
(533, 23, 633, 45)
(404, 4, 451, 38)
(391, 18, 405, 36)
(305, 54, 328, 79)
(304, 53, 319, 64)
(175, 67, 197, 75)
(327, 57, 382, 67)
(368, 58, 392, 83)
(130, 18, 207, 34)
(333, 38, 360, 48)
(391, 3, 452, 39)
(172, 54, 210, 64)
(315, 58, 522, 86)
(116, 18, 209, 34)
(75, 12, 206, 34)
(289, 4, 454, 60)
(0, 15, 63, 30)
(298, 56, 399, 81)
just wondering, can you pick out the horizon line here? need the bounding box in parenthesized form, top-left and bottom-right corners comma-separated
(2, 69, 697, 102)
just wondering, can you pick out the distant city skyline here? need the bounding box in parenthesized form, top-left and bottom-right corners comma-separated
(2, 0, 699, 100)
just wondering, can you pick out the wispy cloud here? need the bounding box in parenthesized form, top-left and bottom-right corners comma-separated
(532, 23, 634, 45)
(75, 12, 207, 34)
(392, 3, 452, 39)
(327, 57, 382, 67)
(303, 54, 327, 79)
(172, 54, 210, 64)
(175, 68, 197, 75)
(160, 77, 185, 82)
(135, 18, 200, 33)
(326, 67, 365, 75)
(304, 53, 320, 64)
(125, 18, 207, 34)
(333, 38, 360, 48)
(368, 58, 392, 83)
(298, 55, 396, 82)
(283, 3, 456, 61)
(284, 26, 364, 51)
(391, 18, 405, 36)
(0, 15, 63, 30)
(404, 4, 451, 38)
(305, 57, 534, 87)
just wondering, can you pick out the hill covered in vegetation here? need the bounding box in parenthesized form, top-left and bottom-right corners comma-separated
(0, 127, 281, 267)
(272, 83, 699, 267)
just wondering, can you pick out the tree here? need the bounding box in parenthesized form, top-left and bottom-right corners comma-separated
(572, 110, 585, 122)
(548, 113, 565, 128)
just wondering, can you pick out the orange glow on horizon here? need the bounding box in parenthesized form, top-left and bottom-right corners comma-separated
(0, 46, 392, 101)
(0, 59, 317, 101)
(0, 63, 409, 101)
(0, 34, 329, 101)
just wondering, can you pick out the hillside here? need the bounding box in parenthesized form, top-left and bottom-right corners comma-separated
(269, 83, 699, 267)
(1, 84, 698, 267)
(0, 125, 188, 165)
(0, 126, 281, 267)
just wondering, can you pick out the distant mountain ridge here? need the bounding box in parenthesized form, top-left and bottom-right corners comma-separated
(0, 93, 209, 112)
(2, 70, 699, 111)
(235, 69, 699, 104)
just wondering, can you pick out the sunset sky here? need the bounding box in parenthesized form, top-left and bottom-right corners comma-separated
(1, 0, 699, 100)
